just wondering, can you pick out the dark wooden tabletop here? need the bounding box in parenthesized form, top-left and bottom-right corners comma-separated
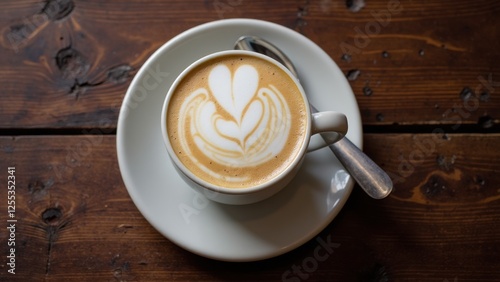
(1, 0, 499, 281)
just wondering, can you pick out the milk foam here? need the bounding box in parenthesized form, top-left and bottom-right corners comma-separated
(176, 63, 291, 182)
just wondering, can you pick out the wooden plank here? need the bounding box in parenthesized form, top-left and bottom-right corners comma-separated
(0, 0, 300, 129)
(0, 134, 498, 280)
(308, 0, 500, 127)
(0, 0, 498, 128)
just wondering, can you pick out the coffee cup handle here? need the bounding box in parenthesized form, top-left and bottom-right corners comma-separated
(307, 111, 348, 152)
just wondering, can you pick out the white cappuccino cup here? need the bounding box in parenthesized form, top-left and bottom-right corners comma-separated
(161, 50, 347, 205)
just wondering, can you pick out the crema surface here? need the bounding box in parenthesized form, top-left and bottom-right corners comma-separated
(166, 54, 307, 188)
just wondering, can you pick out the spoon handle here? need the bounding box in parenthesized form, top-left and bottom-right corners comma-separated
(329, 137, 392, 199)
(311, 107, 393, 199)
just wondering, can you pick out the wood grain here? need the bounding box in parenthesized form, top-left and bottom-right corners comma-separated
(0, 134, 498, 281)
(0, 0, 498, 129)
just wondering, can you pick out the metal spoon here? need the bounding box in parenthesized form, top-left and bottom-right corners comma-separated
(235, 35, 393, 199)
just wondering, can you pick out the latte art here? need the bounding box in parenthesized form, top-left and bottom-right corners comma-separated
(180, 64, 291, 167)
(167, 55, 307, 188)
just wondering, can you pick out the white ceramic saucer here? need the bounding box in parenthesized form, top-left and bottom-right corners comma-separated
(117, 19, 362, 262)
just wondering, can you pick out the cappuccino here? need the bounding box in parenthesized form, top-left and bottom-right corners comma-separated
(166, 54, 307, 188)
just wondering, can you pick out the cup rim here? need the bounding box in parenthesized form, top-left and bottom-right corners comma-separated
(161, 50, 312, 195)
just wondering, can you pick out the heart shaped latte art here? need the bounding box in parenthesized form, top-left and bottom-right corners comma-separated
(176, 62, 291, 181)
(209, 64, 259, 125)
